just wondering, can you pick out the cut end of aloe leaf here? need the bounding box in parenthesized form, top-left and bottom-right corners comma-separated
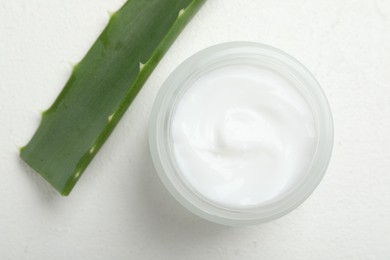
(20, 0, 206, 195)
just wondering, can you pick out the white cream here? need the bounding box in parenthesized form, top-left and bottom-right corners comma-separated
(170, 64, 317, 208)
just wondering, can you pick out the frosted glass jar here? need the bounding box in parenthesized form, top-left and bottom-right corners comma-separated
(149, 42, 333, 225)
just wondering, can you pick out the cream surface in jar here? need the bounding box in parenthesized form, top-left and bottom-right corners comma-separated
(170, 64, 317, 208)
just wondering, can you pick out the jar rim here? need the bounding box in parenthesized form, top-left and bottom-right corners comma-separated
(149, 42, 333, 225)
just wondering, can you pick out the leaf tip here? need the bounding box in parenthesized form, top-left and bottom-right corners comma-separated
(61, 187, 72, 196)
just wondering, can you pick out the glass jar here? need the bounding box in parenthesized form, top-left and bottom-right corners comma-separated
(149, 42, 333, 225)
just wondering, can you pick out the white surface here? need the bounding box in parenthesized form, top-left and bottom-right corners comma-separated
(171, 64, 318, 208)
(0, 0, 389, 259)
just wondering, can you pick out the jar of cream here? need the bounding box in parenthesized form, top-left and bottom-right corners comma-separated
(149, 42, 333, 225)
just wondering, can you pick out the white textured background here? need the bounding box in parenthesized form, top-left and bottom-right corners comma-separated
(1, 0, 390, 259)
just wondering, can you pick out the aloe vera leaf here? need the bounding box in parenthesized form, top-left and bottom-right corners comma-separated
(20, 0, 206, 195)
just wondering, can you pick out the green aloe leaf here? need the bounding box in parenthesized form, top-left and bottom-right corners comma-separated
(20, 0, 206, 195)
